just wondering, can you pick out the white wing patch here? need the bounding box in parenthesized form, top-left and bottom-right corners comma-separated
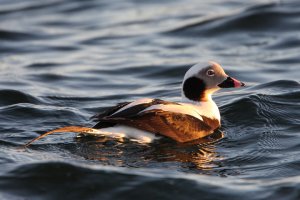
(111, 98, 153, 116)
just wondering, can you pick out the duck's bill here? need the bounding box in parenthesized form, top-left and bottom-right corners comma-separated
(218, 77, 245, 88)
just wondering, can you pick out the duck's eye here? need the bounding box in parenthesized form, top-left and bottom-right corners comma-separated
(207, 69, 215, 76)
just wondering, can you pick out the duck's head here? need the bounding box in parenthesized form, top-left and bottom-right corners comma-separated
(182, 61, 245, 102)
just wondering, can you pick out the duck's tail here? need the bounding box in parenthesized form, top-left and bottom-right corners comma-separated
(24, 126, 101, 148)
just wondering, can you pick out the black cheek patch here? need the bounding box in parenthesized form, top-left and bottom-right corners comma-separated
(183, 77, 206, 101)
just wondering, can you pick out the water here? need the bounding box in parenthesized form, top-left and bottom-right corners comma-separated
(0, 0, 300, 199)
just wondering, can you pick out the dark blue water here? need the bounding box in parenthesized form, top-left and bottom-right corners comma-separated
(0, 0, 300, 199)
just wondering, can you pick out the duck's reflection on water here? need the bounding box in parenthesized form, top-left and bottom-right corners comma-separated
(74, 130, 224, 172)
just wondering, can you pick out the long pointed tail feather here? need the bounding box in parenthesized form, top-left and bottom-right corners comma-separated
(24, 126, 101, 148)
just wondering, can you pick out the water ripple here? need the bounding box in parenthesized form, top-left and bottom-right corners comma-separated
(0, 0, 300, 199)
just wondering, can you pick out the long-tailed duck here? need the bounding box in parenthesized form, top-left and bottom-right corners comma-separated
(24, 61, 245, 146)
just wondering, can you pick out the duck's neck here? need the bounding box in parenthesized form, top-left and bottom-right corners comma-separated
(181, 94, 220, 122)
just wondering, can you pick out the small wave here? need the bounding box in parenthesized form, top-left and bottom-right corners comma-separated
(0, 90, 42, 106)
(248, 80, 300, 95)
(221, 88, 300, 128)
(0, 1, 65, 16)
(0, 30, 38, 41)
(81, 35, 139, 45)
(28, 73, 72, 82)
(140, 64, 189, 79)
(219, 80, 300, 180)
(0, 103, 85, 123)
(26, 62, 62, 69)
(165, 3, 300, 37)
(0, 162, 236, 199)
(253, 80, 300, 88)
(1, 162, 300, 200)
(266, 36, 300, 50)
(220, 79, 300, 136)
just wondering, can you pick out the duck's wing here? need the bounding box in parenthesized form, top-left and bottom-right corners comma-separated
(91, 101, 131, 129)
(92, 98, 176, 128)
(92, 101, 131, 120)
(93, 99, 219, 142)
